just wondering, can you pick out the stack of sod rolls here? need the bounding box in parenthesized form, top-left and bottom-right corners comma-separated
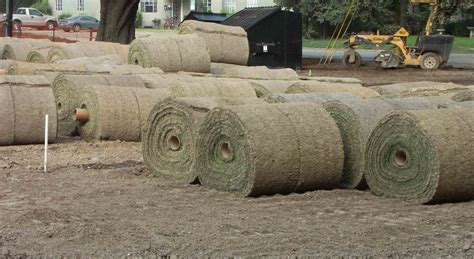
(6, 61, 94, 75)
(128, 34, 211, 73)
(210, 63, 298, 80)
(178, 20, 249, 65)
(365, 107, 474, 203)
(286, 81, 380, 98)
(0, 75, 57, 145)
(26, 47, 52, 63)
(48, 42, 129, 63)
(52, 74, 147, 136)
(2, 39, 52, 61)
(143, 97, 263, 184)
(195, 103, 344, 197)
(77, 85, 171, 141)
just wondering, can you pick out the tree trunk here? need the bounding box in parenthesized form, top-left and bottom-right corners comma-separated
(96, 0, 140, 44)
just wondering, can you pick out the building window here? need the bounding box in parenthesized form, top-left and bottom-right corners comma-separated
(77, 0, 84, 11)
(223, 0, 236, 12)
(246, 0, 257, 7)
(141, 0, 158, 13)
(56, 0, 62, 11)
(203, 0, 211, 12)
(190, 0, 196, 11)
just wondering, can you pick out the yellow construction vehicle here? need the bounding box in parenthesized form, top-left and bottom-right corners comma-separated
(342, 0, 455, 70)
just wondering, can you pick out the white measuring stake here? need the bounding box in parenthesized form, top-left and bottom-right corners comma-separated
(44, 114, 49, 173)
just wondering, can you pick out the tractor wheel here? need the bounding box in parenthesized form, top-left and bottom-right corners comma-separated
(420, 52, 440, 70)
(342, 50, 362, 68)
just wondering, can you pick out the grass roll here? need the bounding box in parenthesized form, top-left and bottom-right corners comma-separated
(0, 85, 14, 145)
(52, 74, 146, 136)
(128, 34, 211, 73)
(166, 78, 258, 99)
(48, 42, 128, 63)
(286, 81, 380, 97)
(370, 81, 470, 97)
(195, 103, 344, 197)
(78, 85, 170, 141)
(248, 80, 295, 97)
(2, 40, 51, 61)
(179, 20, 249, 65)
(365, 107, 474, 203)
(143, 97, 263, 183)
(262, 93, 361, 104)
(299, 76, 363, 84)
(26, 47, 51, 63)
(6, 61, 89, 75)
(57, 54, 124, 65)
(210, 63, 298, 80)
(451, 90, 474, 102)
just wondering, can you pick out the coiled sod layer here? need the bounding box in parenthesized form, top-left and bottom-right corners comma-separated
(286, 81, 379, 98)
(179, 20, 249, 65)
(210, 63, 298, 80)
(2, 40, 51, 61)
(0, 85, 14, 145)
(365, 108, 474, 204)
(128, 34, 210, 73)
(48, 42, 129, 63)
(78, 85, 170, 141)
(195, 103, 344, 197)
(143, 98, 262, 183)
(26, 48, 51, 63)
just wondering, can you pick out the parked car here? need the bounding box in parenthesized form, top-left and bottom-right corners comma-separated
(13, 8, 57, 30)
(59, 16, 100, 32)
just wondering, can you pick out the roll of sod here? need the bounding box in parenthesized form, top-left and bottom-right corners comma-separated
(48, 42, 128, 63)
(2, 40, 52, 61)
(248, 80, 295, 97)
(143, 97, 263, 183)
(365, 107, 474, 203)
(166, 78, 258, 98)
(0, 85, 14, 145)
(299, 76, 363, 84)
(324, 97, 447, 189)
(53, 74, 146, 136)
(195, 103, 344, 197)
(451, 90, 474, 102)
(447, 100, 474, 108)
(1, 75, 55, 145)
(262, 93, 362, 104)
(286, 81, 380, 97)
(370, 81, 470, 97)
(57, 54, 124, 65)
(78, 85, 170, 141)
(179, 20, 249, 65)
(26, 48, 51, 63)
(128, 34, 211, 73)
(210, 63, 298, 80)
(6, 61, 88, 75)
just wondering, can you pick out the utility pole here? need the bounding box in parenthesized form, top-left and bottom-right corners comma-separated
(6, 0, 14, 37)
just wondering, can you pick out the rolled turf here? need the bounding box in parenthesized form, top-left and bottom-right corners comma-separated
(128, 34, 211, 73)
(143, 97, 263, 183)
(195, 103, 344, 197)
(52, 74, 146, 136)
(26, 47, 51, 63)
(78, 85, 171, 141)
(48, 42, 129, 63)
(451, 90, 474, 102)
(2, 40, 52, 61)
(286, 81, 380, 97)
(370, 81, 471, 97)
(365, 107, 474, 203)
(210, 63, 298, 80)
(0, 76, 57, 145)
(179, 20, 249, 65)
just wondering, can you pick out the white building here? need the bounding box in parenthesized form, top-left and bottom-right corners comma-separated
(48, 0, 276, 28)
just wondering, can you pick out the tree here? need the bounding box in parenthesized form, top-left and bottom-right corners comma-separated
(96, 0, 140, 44)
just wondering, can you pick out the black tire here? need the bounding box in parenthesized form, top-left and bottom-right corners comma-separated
(420, 52, 440, 70)
(342, 50, 362, 68)
(13, 20, 21, 31)
(46, 21, 56, 30)
(73, 24, 81, 32)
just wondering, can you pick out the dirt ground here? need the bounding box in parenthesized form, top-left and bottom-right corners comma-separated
(302, 59, 474, 86)
(0, 137, 473, 257)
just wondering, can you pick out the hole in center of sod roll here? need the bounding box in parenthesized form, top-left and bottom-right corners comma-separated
(57, 102, 62, 112)
(168, 136, 181, 151)
(394, 150, 408, 167)
(220, 142, 232, 161)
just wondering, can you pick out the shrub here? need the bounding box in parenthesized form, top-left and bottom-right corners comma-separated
(446, 19, 473, 37)
(135, 11, 143, 28)
(58, 12, 72, 20)
(30, 0, 52, 15)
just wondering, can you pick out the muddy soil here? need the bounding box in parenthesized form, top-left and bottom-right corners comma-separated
(302, 60, 474, 86)
(0, 138, 473, 257)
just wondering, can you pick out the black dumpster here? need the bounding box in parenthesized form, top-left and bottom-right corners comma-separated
(222, 6, 302, 69)
(181, 11, 227, 24)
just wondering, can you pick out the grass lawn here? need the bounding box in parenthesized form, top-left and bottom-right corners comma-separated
(304, 36, 474, 54)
